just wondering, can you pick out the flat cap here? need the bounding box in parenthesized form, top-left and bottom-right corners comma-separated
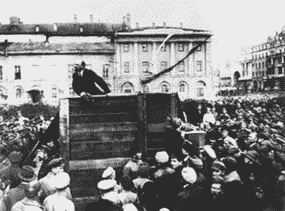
(97, 179, 116, 191)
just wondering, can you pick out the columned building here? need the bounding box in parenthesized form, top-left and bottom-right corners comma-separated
(0, 16, 213, 105)
(114, 25, 213, 100)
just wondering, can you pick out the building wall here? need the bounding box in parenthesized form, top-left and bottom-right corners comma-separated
(0, 54, 113, 105)
(114, 34, 213, 101)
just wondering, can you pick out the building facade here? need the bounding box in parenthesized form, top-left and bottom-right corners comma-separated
(0, 17, 214, 105)
(239, 29, 285, 92)
(114, 26, 213, 101)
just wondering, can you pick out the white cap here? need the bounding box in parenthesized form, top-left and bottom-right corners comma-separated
(123, 203, 138, 211)
(52, 172, 70, 189)
(155, 151, 169, 164)
(97, 179, 116, 191)
(102, 166, 116, 179)
(181, 167, 197, 184)
(204, 145, 217, 159)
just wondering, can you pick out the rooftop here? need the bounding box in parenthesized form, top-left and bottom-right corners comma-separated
(0, 42, 115, 55)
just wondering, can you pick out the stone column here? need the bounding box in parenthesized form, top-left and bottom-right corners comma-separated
(170, 42, 175, 76)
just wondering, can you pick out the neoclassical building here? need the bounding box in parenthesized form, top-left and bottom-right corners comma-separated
(0, 17, 214, 105)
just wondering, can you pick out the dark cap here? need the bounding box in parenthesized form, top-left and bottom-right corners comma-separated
(48, 157, 64, 168)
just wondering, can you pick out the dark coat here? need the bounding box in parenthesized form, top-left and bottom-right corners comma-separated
(72, 69, 111, 96)
(175, 183, 207, 211)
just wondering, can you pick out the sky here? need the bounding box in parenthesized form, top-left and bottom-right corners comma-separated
(1, 0, 285, 68)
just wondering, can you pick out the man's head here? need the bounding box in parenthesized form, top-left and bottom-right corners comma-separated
(25, 180, 42, 199)
(74, 61, 86, 72)
(170, 155, 182, 170)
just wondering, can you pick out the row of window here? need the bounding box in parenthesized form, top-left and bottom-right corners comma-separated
(122, 43, 202, 53)
(123, 61, 203, 73)
(0, 87, 59, 100)
(0, 66, 21, 80)
(122, 81, 206, 97)
(252, 62, 265, 70)
(252, 70, 266, 77)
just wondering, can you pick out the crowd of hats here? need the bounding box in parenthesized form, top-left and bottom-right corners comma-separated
(0, 115, 52, 159)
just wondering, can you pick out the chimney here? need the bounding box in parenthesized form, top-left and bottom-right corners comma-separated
(152, 23, 155, 28)
(74, 14, 77, 23)
(126, 14, 131, 28)
(90, 14, 93, 23)
(122, 16, 127, 24)
(136, 23, 139, 29)
(180, 22, 183, 28)
(163, 22, 166, 27)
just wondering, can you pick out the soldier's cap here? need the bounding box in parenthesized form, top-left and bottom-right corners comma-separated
(155, 151, 169, 164)
(48, 157, 64, 168)
(17, 165, 37, 182)
(181, 167, 197, 184)
(52, 172, 70, 190)
(203, 145, 217, 159)
(97, 179, 116, 191)
(102, 166, 116, 179)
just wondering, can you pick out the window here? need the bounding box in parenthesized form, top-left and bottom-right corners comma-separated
(259, 63, 261, 69)
(196, 61, 202, 72)
(262, 62, 265, 69)
(124, 62, 130, 73)
(142, 85, 150, 93)
(69, 87, 75, 96)
(142, 44, 148, 52)
(68, 65, 74, 80)
(278, 67, 283, 75)
(242, 71, 245, 77)
(160, 61, 167, 71)
(179, 84, 186, 92)
(16, 88, 22, 98)
(123, 44, 129, 52)
(52, 87, 58, 99)
(178, 61, 185, 73)
(142, 61, 149, 73)
(0, 66, 2, 80)
(197, 81, 206, 97)
(161, 84, 169, 93)
(121, 82, 134, 94)
(15, 66, 21, 80)
(102, 64, 109, 78)
(266, 52, 268, 57)
(178, 43, 184, 52)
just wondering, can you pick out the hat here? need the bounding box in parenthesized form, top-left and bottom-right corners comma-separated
(204, 145, 217, 159)
(181, 167, 197, 184)
(123, 203, 138, 211)
(155, 151, 169, 164)
(8, 151, 23, 164)
(48, 157, 64, 168)
(138, 162, 150, 176)
(52, 172, 70, 190)
(102, 166, 116, 179)
(17, 165, 37, 182)
(212, 161, 226, 171)
(97, 179, 116, 191)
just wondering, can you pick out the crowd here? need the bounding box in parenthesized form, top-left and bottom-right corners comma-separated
(0, 94, 284, 211)
(86, 95, 285, 211)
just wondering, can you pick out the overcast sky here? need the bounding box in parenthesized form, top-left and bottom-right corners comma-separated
(1, 0, 285, 68)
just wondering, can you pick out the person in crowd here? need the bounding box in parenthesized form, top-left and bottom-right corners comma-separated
(43, 172, 75, 211)
(118, 176, 138, 208)
(203, 107, 216, 128)
(122, 152, 143, 180)
(39, 157, 68, 202)
(175, 167, 207, 211)
(72, 61, 111, 101)
(0, 165, 37, 211)
(102, 166, 122, 193)
(11, 180, 43, 211)
(2, 151, 24, 189)
(132, 162, 152, 191)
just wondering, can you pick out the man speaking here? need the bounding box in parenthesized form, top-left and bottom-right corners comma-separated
(72, 61, 111, 101)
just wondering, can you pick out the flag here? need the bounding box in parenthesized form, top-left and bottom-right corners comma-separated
(141, 35, 211, 86)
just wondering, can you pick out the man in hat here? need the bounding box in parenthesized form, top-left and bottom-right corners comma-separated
(175, 167, 207, 211)
(2, 151, 24, 189)
(39, 157, 68, 202)
(11, 180, 43, 211)
(86, 179, 121, 211)
(0, 165, 37, 211)
(43, 172, 74, 211)
(72, 61, 111, 101)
